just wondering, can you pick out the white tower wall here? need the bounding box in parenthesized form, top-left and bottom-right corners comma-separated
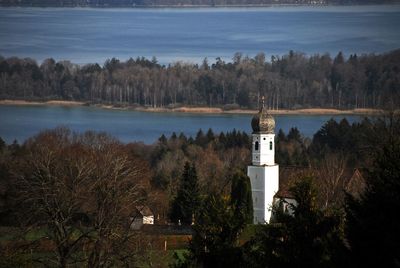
(248, 165, 279, 224)
(248, 132, 279, 224)
(252, 133, 275, 166)
(247, 103, 279, 224)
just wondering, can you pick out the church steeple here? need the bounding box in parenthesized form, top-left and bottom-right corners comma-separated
(251, 97, 275, 134)
(247, 97, 279, 224)
(251, 97, 275, 166)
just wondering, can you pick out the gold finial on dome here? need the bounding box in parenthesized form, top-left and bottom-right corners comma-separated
(251, 96, 275, 134)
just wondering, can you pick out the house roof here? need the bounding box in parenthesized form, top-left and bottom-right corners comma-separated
(274, 166, 310, 200)
(345, 168, 366, 199)
(274, 188, 295, 199)
(133, 205, 153, 217)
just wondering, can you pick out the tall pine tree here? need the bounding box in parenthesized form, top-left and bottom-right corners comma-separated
(188, 194, 244, 267)
(346, 141, 400, 267)
(231, 170, 253, 224)
(170, 162, 200, 225)
(243, 176, 346, 268)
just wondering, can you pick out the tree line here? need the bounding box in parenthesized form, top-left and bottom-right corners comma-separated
(0, 129, 154, 266)
(1, 0, 397, 7)
(1, 49, 400, 109)
(1, 113, 399, 266)
(170, 113, 400, 267)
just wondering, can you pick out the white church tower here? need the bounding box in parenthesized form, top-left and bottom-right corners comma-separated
(247, 99, 279, 224)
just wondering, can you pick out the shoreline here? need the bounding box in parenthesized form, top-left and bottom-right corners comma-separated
(0, 99, 383, 115)
(0, 99, 85, 107)
(0, 3, 397, 8)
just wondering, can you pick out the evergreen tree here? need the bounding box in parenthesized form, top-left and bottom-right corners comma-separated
(231, 171, 253, 224)
(243, 176, 346, 268)
(188, 194, 245, 267)
(170, 132, 178, 141)
(287, 127, 302, 142)
(180, 172, 251, 267)
(158, 134, 167, 145)
(178, 132, 187, 143)
(195, 129, 207, 148)
(277, 129, 286, 143)
(346, 141, 400, 268)
(217, 132, 227, 149)
(170, 162, 200, 225)
(0, 137, 5, 152)
(206, 128, 215, 143)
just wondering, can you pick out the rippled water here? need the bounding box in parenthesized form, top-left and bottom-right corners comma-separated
(1, 5, 400, 64)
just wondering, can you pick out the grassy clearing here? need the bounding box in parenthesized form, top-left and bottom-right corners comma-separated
(0, 226, 191, 267)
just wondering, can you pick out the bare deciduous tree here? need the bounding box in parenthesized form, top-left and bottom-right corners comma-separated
(14, 128, 150, 267)
(314, 152, 347, 210)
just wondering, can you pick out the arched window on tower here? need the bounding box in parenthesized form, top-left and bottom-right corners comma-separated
(255, 141, 259, 151)
(270, 141, 273, 150)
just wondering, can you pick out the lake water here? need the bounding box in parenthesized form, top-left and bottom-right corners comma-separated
(0, 5, 400, 64)
(0, 105, 364, 144)
(0, 6, 391, 143)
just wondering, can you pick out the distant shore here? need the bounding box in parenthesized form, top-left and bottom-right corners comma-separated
(0, 3, 397, 8)
(0, 99, 384, 115)
(0, 100, 85, 107)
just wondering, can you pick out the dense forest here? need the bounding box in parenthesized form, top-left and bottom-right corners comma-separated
(1, 50, 400, 109)
(1, 0, 399, 7)
(1, 114, 399, 266)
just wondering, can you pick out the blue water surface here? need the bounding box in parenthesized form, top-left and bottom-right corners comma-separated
(0, 105, 363, 144)
(0, 5, 399, 64)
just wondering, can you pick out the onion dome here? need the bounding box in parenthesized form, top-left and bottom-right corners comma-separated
(251, 104, 275, 134)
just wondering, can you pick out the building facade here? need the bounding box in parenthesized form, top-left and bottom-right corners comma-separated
(247, 103, 279, 224)
(130, 205, 154, 230)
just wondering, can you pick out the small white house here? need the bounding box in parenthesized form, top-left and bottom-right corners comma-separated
(130, 205, 154, 230)
(274, 188, 297, 216)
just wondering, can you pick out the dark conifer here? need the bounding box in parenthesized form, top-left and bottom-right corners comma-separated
(170, 162, 200, 225)
(277, 128, 286, 143)
(287, 127, 302, 142)
(206, 128, 215, 143)
(195, 129, 207, 148)
(346, 141, 400, 268)
(243, 176, 346, 267)
(170, 132, 177, 141)
(158, 134, 167, 145)
(230, 171, 253, 224)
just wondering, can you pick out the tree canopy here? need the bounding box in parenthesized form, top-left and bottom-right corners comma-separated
(1, 50, 399, 109)
(170, 162, 201, 225)
(346, 139, 400, 267)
